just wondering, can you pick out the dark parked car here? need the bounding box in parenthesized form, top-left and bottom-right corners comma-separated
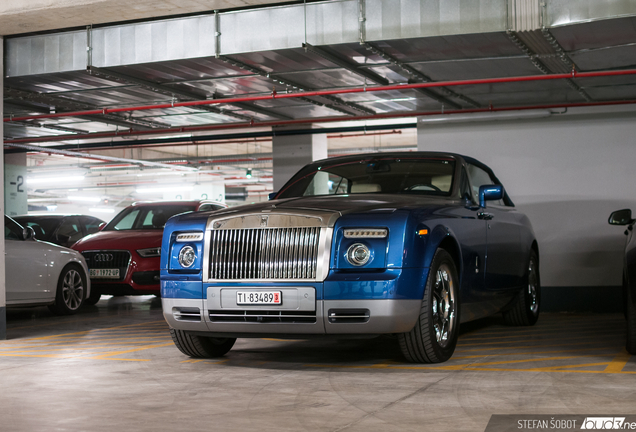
(13, 214, 105, 248)
(608, 208, 636, 354)
(161, 152, 540, 363)
(72, 200, 226, 305)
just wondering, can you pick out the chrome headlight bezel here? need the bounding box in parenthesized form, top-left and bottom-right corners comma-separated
(178, 245, 196, 268)
(346, 243, 372, 266)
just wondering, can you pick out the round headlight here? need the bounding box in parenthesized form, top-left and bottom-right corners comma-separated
(346, 243, 371, 266)
(178, 246, 196, 268)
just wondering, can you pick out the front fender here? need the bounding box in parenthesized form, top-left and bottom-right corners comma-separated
(420, 224, 462, 272)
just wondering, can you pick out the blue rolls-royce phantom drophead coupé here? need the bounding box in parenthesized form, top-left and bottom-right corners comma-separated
(160, 152, 540, 363)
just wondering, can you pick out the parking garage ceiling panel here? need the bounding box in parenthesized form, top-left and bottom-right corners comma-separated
(5, 0, 636, 152)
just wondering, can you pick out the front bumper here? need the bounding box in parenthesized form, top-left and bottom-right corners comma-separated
(89, 254, 160, 295)
(162, 296, 422, 336)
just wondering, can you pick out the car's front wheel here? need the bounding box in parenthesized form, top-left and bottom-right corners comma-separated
(48, 264, 86, 315)
(170, 329, 236, 358)
(399, 249, 460, 363)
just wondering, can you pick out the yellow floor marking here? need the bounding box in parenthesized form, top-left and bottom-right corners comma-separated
(459, 322, 619, 338)
(451, 346, 614, 359)
(15, 320, 168, 342)
(604, 350, 632, 373)
(303, 351, 634, 375)
(456, 341, 608, 352)
(530, 362, 611, 371)
(457, 333, 622, 348)
(0, 320, 174, 362)
(83, 342, 175, 360)
(459, 329, 619, 342)
(180, 359, 228, 365)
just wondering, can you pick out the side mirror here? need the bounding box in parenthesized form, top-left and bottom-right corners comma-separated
(609, 209, 633, 226)
(98, 222, 107, 231)
(479, 184, 504, 208)
(268, 192, 278, 201)
(22, 226, 35, 241)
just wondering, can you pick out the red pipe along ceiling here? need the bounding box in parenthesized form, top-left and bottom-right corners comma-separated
(4, 68, 636, 123)
(3, 68, 636, 145)
(6, 100, 636, 146)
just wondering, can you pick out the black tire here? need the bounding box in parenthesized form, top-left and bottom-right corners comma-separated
(626, 286, 636, 355)
(170, 329, 236, 358)
(48, 264, 87, 315)
(84, 288, 102, 306)
(502, 250, 540, 326)
(398, 249, 460, 363)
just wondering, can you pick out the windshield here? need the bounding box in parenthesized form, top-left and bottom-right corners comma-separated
(13, 216, 61, 241)
(104, 205, 195, 231)
(278, 157, 456, 199)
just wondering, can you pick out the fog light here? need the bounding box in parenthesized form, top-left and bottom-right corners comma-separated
(346, 243, 371, 266)
(178, 246, 196, 268)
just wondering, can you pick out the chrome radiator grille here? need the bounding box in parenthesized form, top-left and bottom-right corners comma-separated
(209, 227, 321, 280)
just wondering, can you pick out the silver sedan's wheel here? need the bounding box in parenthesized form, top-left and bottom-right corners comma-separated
(399, 249, 460, 363)
(48, 265, 86, 315)
(502, 250, 540, 326)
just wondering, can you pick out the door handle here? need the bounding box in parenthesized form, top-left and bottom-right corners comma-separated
(478, 212, 494, 220)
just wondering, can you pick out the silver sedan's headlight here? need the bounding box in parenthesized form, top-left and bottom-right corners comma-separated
(178, 246, 196, 268)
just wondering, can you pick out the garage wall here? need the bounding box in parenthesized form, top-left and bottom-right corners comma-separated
(417, 108, 636, 288)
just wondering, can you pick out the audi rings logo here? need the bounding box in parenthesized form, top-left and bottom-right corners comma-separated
(93, 253, 114, 262)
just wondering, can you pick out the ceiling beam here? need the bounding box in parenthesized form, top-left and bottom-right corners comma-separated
(304, 42, 463, 110)
(86, 66, 291, 121)
(363, 42, 480, 108)
(507, 30, 592, 102)
(302, 43, 390, 85)
(8, 142, 199, 172)
(218, 55, 375, 116)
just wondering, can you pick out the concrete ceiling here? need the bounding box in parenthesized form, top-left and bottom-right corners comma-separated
(4, 0, 636, 211)
(0, 0, 288, 36)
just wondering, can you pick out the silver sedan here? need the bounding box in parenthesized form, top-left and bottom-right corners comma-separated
(4, 215, 91, 314)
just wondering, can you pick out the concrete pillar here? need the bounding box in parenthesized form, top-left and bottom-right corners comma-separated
(1, 36, 6, 339)
(4, 152, 27, 217)
(271, 127, 328, 192)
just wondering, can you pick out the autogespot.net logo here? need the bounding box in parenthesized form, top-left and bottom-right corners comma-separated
(581, 418, 636, 430)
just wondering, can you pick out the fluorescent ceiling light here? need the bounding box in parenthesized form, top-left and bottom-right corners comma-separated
(418, 110, 552, 124)
(28, 198, 59, 203)
(89, 208, 115, 214)
(28, 175, 85, 185)
(136, 185, 194, 194)
(68, 196, 101, 202)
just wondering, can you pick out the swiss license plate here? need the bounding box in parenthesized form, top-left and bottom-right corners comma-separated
(237, 291, 282, 305)
(90, 268, 120, 279)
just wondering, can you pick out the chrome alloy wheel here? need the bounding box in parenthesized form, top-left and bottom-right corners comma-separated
(527, 259, 539, 314)
(431, 264, 456, 348)
(62, 269, 84, 311)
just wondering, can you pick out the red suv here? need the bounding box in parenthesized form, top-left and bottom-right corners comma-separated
(72, 200, 225, 304)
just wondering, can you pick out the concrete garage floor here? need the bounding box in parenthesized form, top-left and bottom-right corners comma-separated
(1, 297, 635, 432)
